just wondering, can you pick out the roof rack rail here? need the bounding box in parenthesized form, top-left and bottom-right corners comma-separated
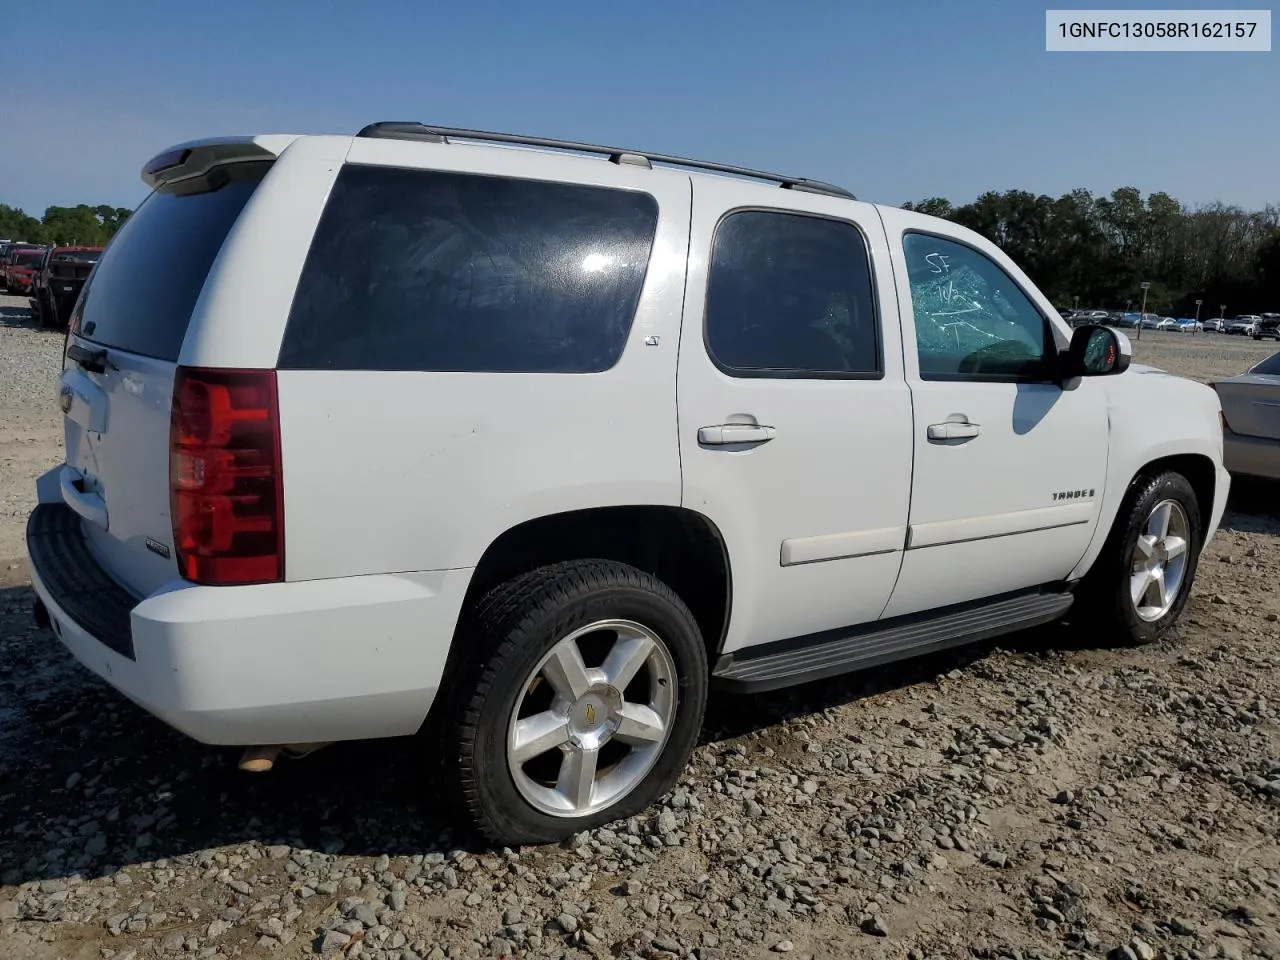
(354, 121, 856, 201)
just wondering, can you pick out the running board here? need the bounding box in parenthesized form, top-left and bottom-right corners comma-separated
(712, 589, 1075, 694)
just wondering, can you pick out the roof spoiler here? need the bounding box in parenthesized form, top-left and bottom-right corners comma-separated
(140, 135, 300, 189)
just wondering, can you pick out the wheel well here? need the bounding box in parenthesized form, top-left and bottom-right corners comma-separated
(1137, 453, 1216, 532)
(463, 506, 732, 660)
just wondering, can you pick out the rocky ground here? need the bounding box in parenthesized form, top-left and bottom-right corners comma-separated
(2, 292, 1280, 960)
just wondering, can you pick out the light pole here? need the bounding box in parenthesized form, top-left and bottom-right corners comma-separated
(1073, 295, 1080, 311)
(1195, 299, 1202, 335)
(1137, 281, 1150, 340)
(1220, 303, 1226, 319)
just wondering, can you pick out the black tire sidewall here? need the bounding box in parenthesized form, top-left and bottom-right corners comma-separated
(459, 564, 708, 845)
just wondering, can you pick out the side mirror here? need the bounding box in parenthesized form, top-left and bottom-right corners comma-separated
(1064, 324, 1131, 378)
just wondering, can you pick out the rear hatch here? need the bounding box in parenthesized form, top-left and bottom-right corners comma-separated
(1215, 364, 1280, 441)
(60, 161, 270, 598)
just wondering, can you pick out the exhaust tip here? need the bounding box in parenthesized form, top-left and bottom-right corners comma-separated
(238, 742, 333, 773)
(238, 745, 282, 773)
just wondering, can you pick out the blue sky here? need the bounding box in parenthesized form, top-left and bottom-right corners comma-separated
(0, 0, 1275, 218)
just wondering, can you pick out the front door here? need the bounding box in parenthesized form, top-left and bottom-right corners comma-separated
(676, 180, 914, 654)
(877, 213, 1110, 619)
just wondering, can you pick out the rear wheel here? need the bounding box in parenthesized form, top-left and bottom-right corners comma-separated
(1076, 470, 1202, 645)
(451, 560, 708, 845)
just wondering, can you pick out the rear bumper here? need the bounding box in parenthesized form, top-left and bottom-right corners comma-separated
(1223, 429, 1280, 481)
(25, 491, 472, 746)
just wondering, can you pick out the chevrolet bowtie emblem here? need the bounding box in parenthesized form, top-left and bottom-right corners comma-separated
(584, 704, 596, 726)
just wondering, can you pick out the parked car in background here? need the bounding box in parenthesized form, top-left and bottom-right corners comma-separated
(29, 246, 54, 320)
(32, 245, 102, 329)
(1155, 317, 1179, 331)
(1253, 314, 1280, 341)
(1176, 318, 1203, 333)
(1212, 350, 1280, 480)
(1228, 315, 1262, 336)
(1203, 318, 1226, 333)
(1113, 313, 1141, 328)
(1070, 310, 1112, 327)
(0, 244, 47, 294)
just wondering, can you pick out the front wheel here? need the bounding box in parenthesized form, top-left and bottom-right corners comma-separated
(451, 560, 709, 845)
(1076, 470, 1202, 645)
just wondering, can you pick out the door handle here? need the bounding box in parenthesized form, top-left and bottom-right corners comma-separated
(926, 421, 980, 442)
(698, 424, 776, 445)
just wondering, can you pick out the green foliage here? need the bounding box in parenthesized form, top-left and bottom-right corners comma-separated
(902, 188, 1280, 315)
(0, 201, 133, 247)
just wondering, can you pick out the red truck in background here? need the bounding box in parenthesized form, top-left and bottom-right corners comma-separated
(1, 243, 47, 295)
(31, 245, 103, 329)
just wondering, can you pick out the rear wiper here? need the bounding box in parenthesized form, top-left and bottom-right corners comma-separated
(66, 343, 109, 374)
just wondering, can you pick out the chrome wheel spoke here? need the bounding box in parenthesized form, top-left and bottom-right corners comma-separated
(511, 711, 571, 763)
(1134, 534, 1158, 562)
(601, 633, 655, 691)
(541, 641, 592, 701)
(557, 746, 599, 810)
(1131, 569, 1154, 607)
(1151, 567, 1168, 609)
(614, 702, 666, 745)
(1148, 502, 1173, 539)
(1163, 535, 1187, 560)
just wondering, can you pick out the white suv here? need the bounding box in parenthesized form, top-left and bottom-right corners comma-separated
(27, 123, 1229, 845)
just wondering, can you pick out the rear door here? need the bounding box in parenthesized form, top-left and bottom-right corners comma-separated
(59, 161, 272, 597)
(676, 180, 913, 654)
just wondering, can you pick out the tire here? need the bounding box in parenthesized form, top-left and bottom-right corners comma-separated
(1075, 470, 1202, 646)
(451, 559, 708, 845)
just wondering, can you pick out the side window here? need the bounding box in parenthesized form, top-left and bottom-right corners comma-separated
(902, 233, 1049, 381)
(705, 210, 880, 377)
(278, 165, 659, 373)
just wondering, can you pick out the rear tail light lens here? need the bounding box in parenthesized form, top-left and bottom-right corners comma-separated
(169, 367, 283, 585)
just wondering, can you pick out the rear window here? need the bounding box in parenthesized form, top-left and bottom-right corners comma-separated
(13, 250, 43, 266)
(277, 164, 659, 373)
(56, 250, 102, 263)
(1251, 352, 1280, 375)
(73, 162, 269, 361)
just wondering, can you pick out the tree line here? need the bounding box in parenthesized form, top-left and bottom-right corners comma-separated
(903, 188, 1280, 319)
(0, 203, 133, 248)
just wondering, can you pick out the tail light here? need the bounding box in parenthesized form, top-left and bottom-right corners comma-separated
(169, 367, 284, 585)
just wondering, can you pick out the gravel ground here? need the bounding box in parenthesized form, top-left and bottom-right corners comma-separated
(3, 292, 1280, 960)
